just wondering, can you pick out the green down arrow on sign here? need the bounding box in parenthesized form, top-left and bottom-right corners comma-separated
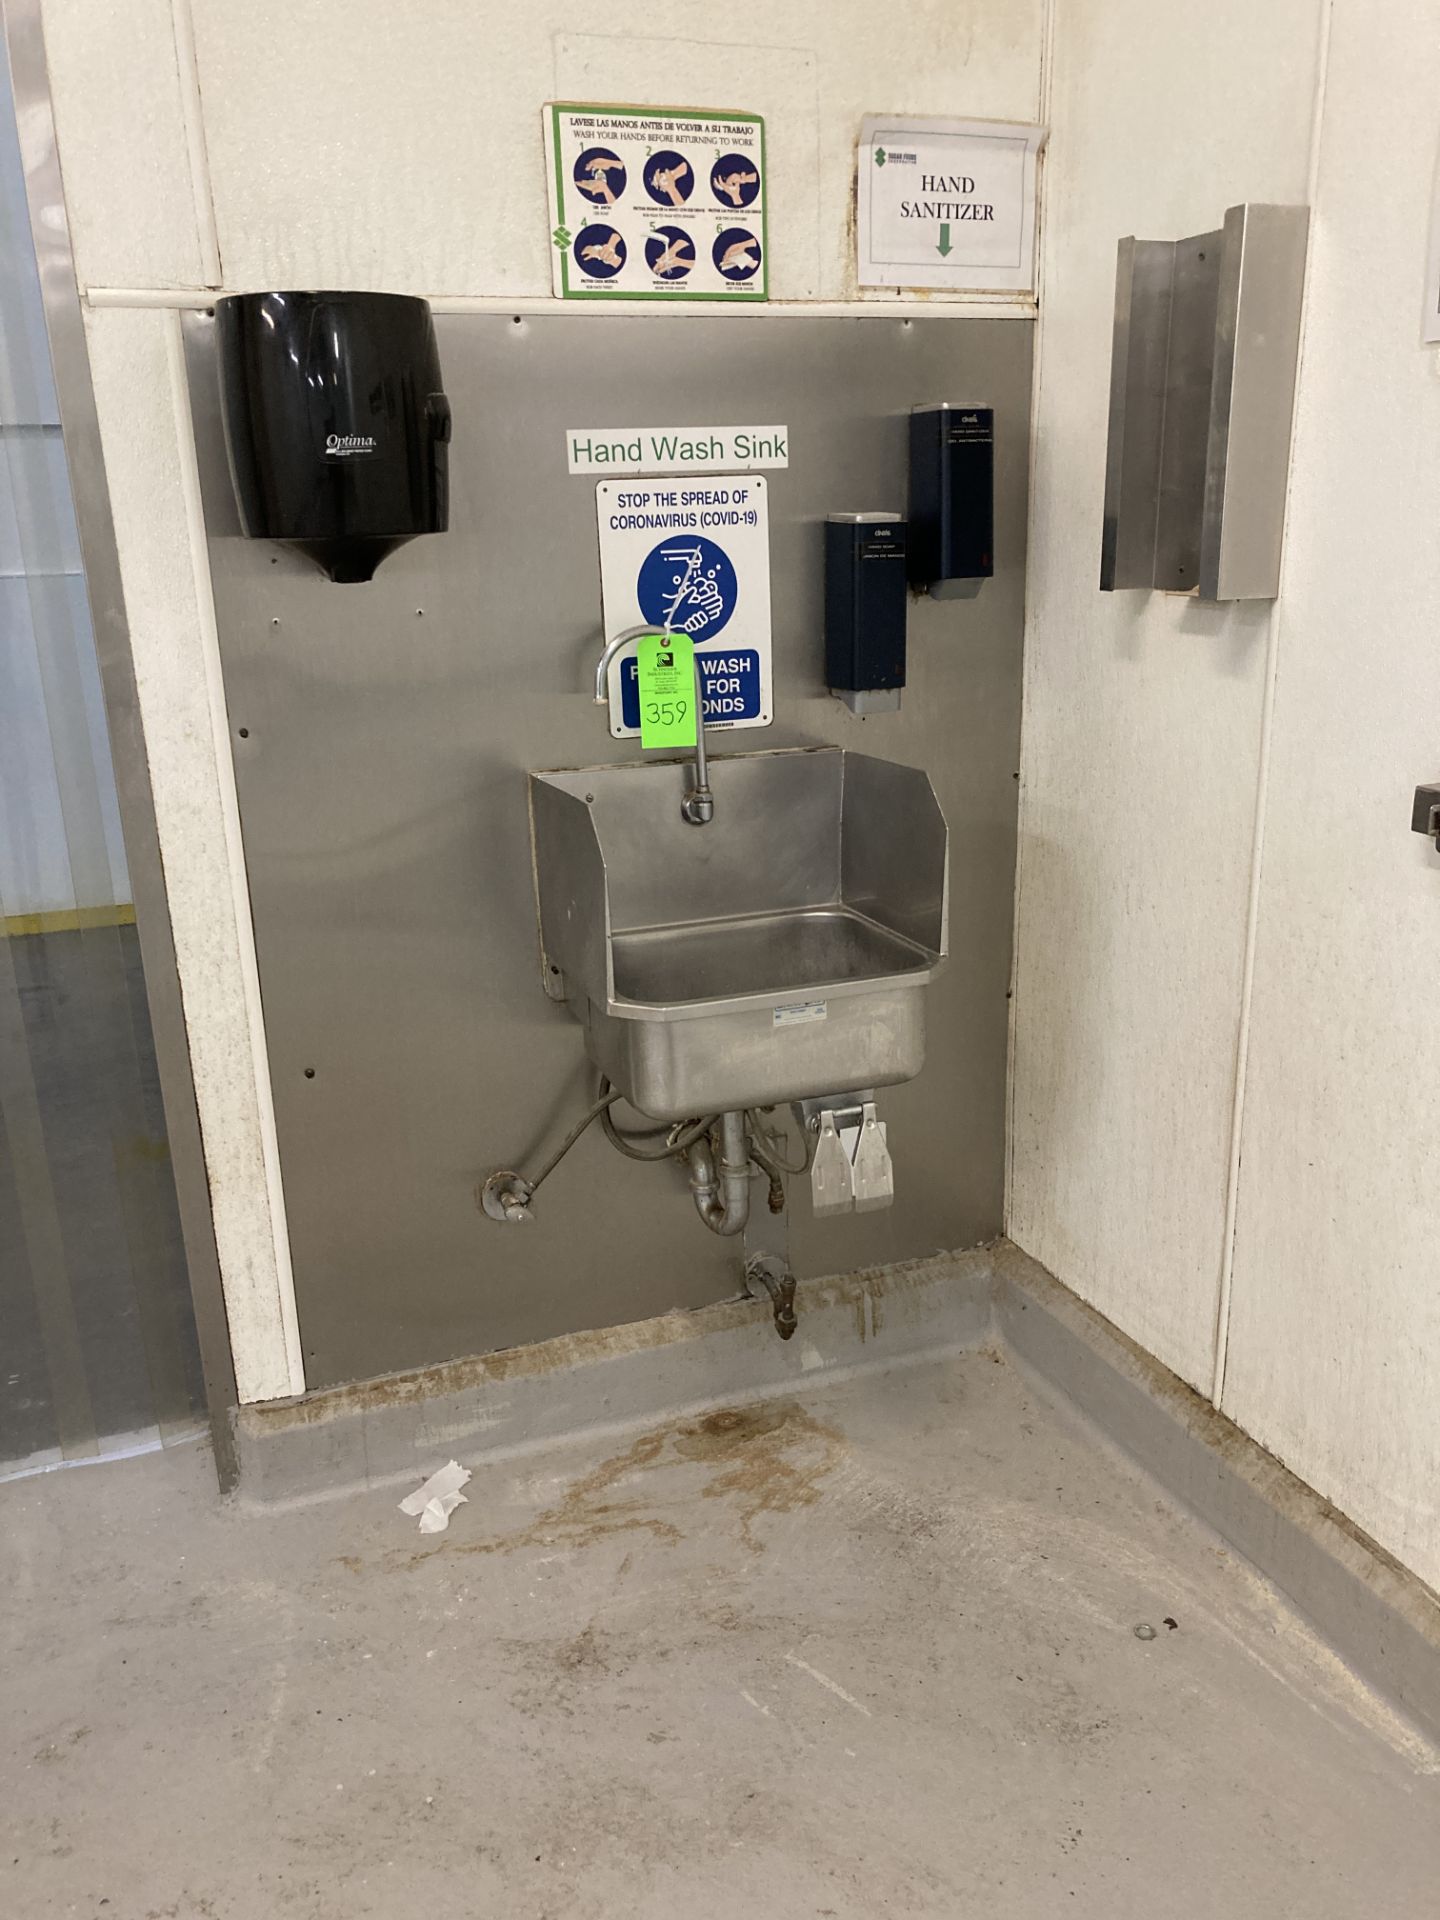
(936, 222, 953, 258)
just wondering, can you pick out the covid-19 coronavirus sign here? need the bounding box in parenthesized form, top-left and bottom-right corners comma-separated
(595, 476, 772, 738)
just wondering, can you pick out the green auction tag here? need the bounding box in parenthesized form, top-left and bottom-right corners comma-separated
(636, 632, 698, 749)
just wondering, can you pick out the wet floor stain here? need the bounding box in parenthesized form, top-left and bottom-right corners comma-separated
(671, 1403, 847, 1552)
(382, 1398, 846, 1569)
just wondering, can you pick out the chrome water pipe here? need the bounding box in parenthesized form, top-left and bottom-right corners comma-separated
(686, 1111, 752, 1236)
(591, 624, 713, 825)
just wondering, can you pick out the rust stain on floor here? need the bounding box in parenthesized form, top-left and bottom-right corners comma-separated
(384, 1399, 846, 1569)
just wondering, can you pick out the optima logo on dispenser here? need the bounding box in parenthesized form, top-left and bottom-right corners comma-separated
(324, 432, 378, 458)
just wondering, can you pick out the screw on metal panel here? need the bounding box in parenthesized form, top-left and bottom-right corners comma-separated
(1133, 1623, 1157, 1641)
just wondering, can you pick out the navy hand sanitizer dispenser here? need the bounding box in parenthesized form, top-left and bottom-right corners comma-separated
(825, 512, 908, 714)
(907, 402, 993, 600)
(215, 290, 451, 583)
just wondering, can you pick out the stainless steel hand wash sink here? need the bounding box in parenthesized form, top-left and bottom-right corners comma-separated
(529, 747, 948, 1120)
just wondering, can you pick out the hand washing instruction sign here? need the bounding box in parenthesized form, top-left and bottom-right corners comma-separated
(596, 477, 771, 738)
(857, 114, 1045, 294)
(545, 103, 767, 302)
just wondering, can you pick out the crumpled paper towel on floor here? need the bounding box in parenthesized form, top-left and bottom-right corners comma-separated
(399, 1459, 472, 1534)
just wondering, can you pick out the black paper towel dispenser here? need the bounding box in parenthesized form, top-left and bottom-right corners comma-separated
(215, 290, 450, 583)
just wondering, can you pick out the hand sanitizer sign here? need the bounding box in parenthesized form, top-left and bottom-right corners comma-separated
(856, 114, 1046, 294)
(596, 477, 772, 738)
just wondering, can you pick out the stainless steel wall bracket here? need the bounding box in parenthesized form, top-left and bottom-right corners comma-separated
(1100, 203, 1309, 602)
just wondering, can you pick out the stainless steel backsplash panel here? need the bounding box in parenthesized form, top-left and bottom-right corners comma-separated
(184, 312, 1031, 1389)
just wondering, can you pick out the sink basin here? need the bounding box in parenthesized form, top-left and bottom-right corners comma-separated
(529, 747, 948, 1119)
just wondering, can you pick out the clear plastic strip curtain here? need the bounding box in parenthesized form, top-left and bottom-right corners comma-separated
(0, 35, 203, 1471)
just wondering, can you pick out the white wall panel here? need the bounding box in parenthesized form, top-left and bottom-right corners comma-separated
(40, 0, 204, 289)
(1224, 0, 1440, 1591)
(189, 0, 1044, 299)
(1009, 0, 1323, 1390)
(82, 304, 300, 1404)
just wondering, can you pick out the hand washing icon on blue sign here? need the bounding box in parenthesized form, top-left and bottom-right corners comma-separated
(644, 151, 693, 206)
(574, 223, 626, 277)
(713, 228, 762, 280)
(637, 536, 737, 640)
(573, 146, 627, 206)
(644, 226, 695, 280)
(710, 153, 761, 208)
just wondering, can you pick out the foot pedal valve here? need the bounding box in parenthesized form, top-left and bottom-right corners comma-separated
(810, 1111, 854, 1217)
(849, 1101, 894, 1212)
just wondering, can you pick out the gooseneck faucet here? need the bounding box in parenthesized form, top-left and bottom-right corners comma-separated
(592, 624, 713, 826)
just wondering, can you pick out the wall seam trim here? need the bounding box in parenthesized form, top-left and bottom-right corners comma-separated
(1211, 0, 1334, 1408)
(82, 287, 1039, 320)
(168, 0, 221, 288)
(1005, 0, 1057, 1228)
(161, 308, 305, 1400)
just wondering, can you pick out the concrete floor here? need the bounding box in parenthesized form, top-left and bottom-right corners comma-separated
(3, 1349, 1436, 1919)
